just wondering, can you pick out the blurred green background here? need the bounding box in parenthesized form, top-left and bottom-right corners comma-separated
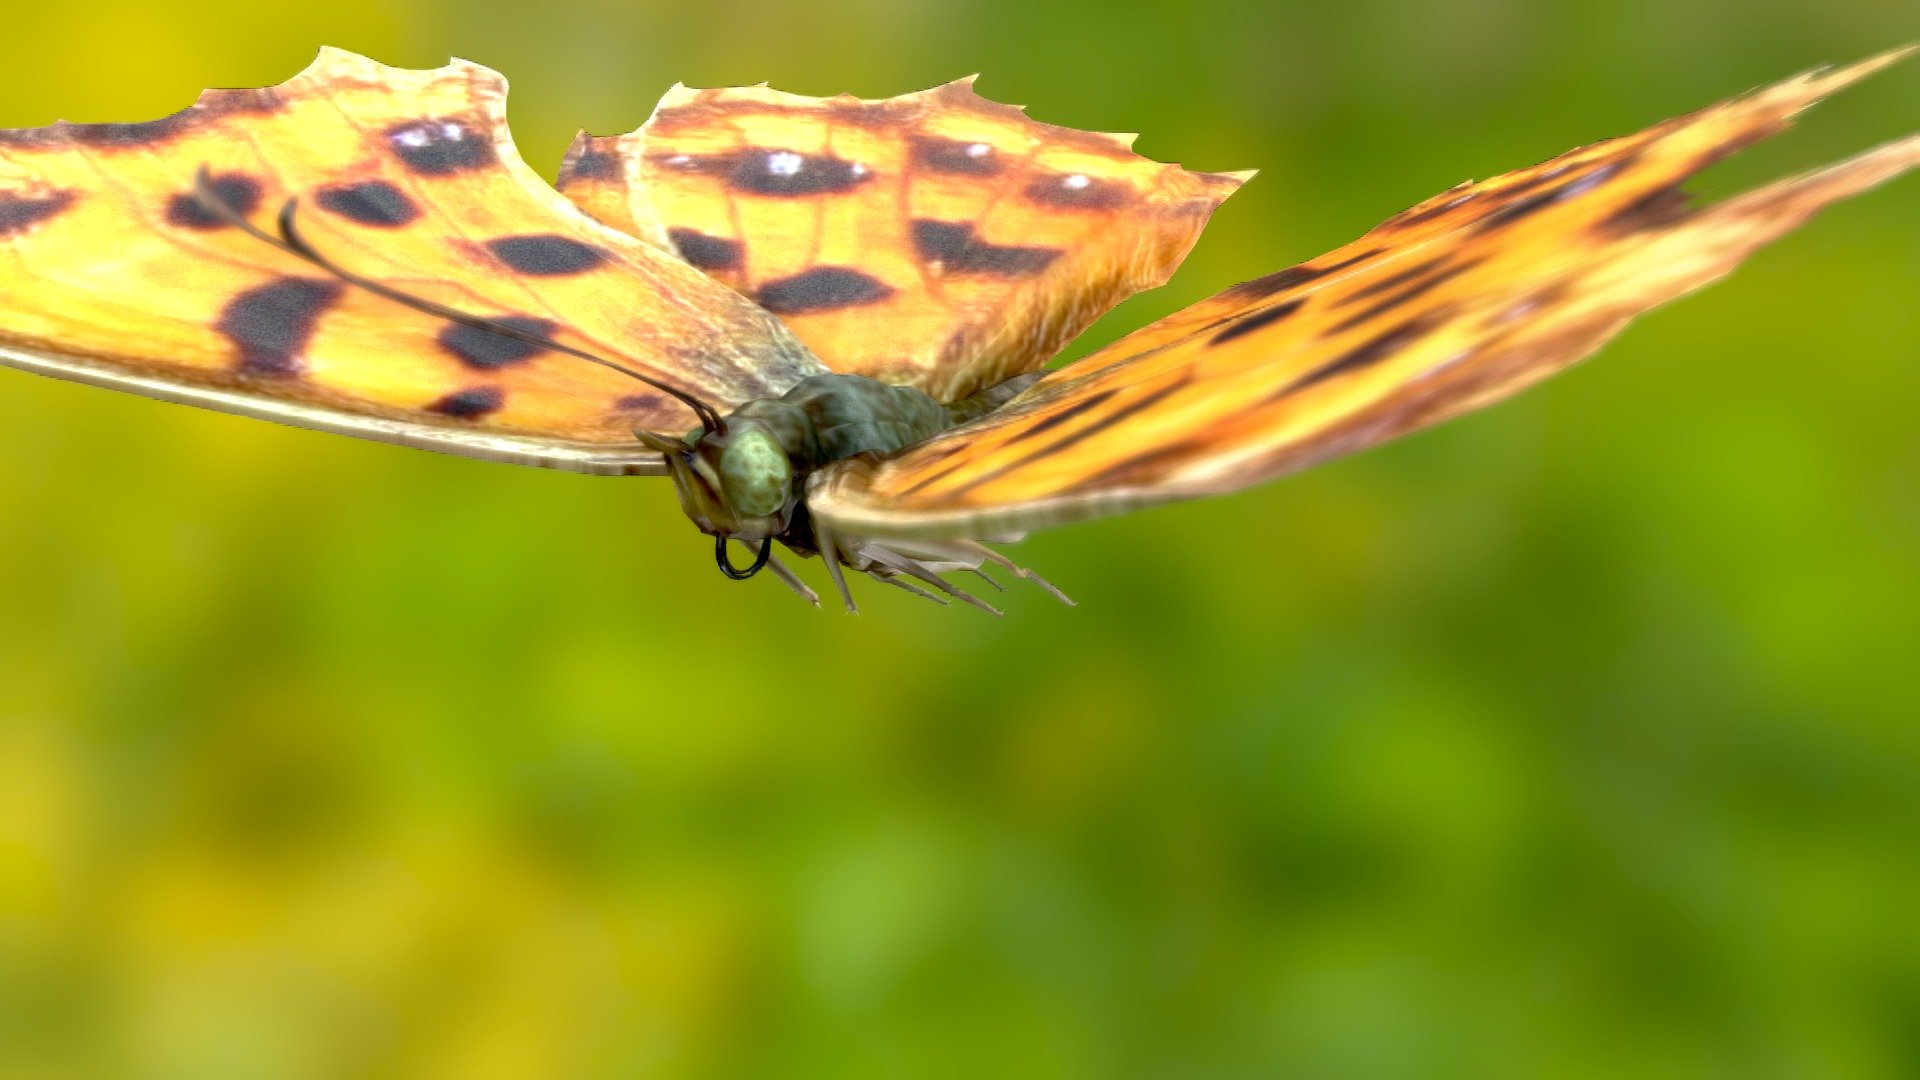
(1, 1, 1917, 1077)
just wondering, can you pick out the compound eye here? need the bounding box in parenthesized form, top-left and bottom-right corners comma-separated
(718, 429, 792, 518)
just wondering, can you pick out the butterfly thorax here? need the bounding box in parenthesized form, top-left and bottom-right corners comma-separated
(730, 375, 952, 471)
(665, 372, 1036, 551)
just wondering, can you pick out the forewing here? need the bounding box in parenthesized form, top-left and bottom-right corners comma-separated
(810, 50, 1918, 537)
(557, 78, 1247, 402)
(0, 48, 825, 475)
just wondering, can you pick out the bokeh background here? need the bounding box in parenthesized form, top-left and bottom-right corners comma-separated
(1, 1, 1917, 1076)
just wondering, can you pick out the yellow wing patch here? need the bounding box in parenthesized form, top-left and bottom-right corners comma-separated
(0, 48, 823, 471)
(558, 78, 1248, 402)
(810, 49, 1919, 539)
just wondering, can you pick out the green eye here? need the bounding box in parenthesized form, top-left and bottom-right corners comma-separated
(718, 429, 792, 517)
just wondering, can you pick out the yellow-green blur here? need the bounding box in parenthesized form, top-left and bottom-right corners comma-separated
(0, 2, 1917, 1076)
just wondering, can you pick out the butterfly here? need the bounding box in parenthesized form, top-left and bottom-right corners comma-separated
(0, 47, 1912, 613)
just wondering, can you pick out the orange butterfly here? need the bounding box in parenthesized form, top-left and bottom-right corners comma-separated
(0, 47, 1912, 612)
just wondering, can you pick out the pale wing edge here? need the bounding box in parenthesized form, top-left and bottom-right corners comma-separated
(807, 459, 1194, 539)
(0, 342, 666, 476)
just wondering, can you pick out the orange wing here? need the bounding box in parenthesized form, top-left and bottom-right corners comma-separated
(0, 48, 825, 475)
(557, 79, 1247, 403)
(810, 49, 1918, 539)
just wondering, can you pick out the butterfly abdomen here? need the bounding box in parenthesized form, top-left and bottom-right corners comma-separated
(944, 371, 1043, 425)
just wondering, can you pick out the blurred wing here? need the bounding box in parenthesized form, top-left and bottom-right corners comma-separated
(811, 49, 1918, 538)
(0, 48, 824, 476)
(557, 78, 1247, 402)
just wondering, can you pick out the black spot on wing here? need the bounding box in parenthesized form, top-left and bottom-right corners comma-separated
(754, 267, 894, 315)
(1209, 298, 1305, 345)
(66, 113, 192, 146)
(165, 173, 261, 230)
(1273, 317, 1438, 399)
(911, 219, 1060, 276)
(387, 118, 494, 175)
(1339, 256, 1455, 305)
(315, 181, 420, 227)
(896, 387, 1104, 496)
(1598, 186, 1694, 234)
(0, 93, 274, 149)
(1022, 172, 1128, 211)
(1475, 189, 1564, 230)
(486, 235, 607, 276)
(944, 379, 1190, 498)
(1220, 265, 1324, 303)
(1219, 248, 1382, 303)
(437, 316, 558, 370)
(194, 88, 286, 118)
(1328, 258, 1485, 335)
(0, 114, 193, 147)
(910, 136, 1002, 176)
(952, 241, 1061, 278)
(216, 278, 345, 378)
(1060, 435, 1217, 494)
(909, 219, 975, 262)
(0, 190, 77, 236)
(1475, 162, 1619, 231)
(429, 386, 505, 419)
(668, 227, 744, 273)
(1007, 388, 1121, 441)
(650, 151, 722, 175)
(560, 144, 622, 183)
(727, 149, 871, 196)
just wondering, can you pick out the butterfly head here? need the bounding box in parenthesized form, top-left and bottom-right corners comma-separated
(638, 422, 797, 544)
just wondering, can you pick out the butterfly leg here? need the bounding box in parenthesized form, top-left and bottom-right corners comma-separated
(954, 541, 1075, 606)
(861, 545, 1003, 616)
(866, 569, 950, 607)
(765, 553, 820, 607)
(965, 567, 1007, 593)
(811, 516, 859, 614)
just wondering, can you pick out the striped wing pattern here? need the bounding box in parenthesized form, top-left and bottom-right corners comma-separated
(810, 50, 1918, 539)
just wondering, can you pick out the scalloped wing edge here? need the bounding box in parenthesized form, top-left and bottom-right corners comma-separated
(574, 73, 1255, 187)
(0, 46, 730, 475)
(557, 76, 1255, 255)
(557, 75, 1254, 400)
